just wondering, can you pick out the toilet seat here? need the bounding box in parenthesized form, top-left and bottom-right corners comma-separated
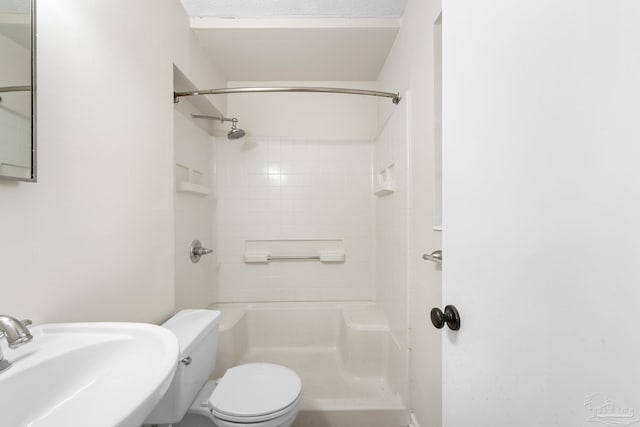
(208, 363, 302, 423)
(210, 393, 302, 424)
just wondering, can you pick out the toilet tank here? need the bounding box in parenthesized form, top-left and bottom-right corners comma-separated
(144, 309, 221, 425)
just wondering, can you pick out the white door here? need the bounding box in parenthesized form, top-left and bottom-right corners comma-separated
(442, 1, 640, 426)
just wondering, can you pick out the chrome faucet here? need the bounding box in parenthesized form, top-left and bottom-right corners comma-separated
(0, 315, 33, 373)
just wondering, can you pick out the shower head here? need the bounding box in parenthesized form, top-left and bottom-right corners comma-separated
(228, 128, 246, 140)
(191, 114, 246, 140)
(227, 118, 246, 140)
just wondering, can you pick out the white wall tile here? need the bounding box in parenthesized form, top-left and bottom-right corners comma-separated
(216, 137, 374, 302)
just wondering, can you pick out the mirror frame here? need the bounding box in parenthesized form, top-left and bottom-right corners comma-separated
(0, 0, 36, 182)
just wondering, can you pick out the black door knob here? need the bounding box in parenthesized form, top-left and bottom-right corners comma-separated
(430, 305, 461, 331)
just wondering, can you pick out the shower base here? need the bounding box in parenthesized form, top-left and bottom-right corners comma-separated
(210, 302, 408, 427)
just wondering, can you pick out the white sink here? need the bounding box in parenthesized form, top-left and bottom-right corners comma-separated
(0, 322, 179, 427)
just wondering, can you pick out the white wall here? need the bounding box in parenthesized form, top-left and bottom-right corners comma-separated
(227, 80, 377, 139)
(215, 82, 377, 302)
(0, 0, 225, 324)
(376, 0, 443, 425)
(174, 105, 215, 310)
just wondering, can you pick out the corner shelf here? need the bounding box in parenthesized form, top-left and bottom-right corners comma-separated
(374, 163, 396, 197)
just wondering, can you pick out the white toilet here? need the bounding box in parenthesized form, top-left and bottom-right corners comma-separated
(144, 309, 302, 427)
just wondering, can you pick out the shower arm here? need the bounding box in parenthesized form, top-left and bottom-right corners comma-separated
(175, 86, 401, 105)
(191, 114, 237, 123)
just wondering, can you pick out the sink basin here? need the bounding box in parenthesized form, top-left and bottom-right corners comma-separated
(0, 322, 179, 427)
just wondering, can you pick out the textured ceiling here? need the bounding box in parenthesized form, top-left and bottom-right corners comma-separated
(180, 0, 407, 18)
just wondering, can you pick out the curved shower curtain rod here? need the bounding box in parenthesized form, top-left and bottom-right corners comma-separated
(174, 86, 402, 105)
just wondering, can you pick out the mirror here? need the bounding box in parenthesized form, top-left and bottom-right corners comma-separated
(0, 0, 35, 182)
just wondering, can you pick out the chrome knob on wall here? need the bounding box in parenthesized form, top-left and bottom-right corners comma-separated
(190, 240, 213, 263)
(422, 250, 442, 264)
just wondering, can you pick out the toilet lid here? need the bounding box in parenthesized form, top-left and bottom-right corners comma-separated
(208, 363, 302, 421)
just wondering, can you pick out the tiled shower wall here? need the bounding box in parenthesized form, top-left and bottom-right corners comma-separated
(215, 137, 375, 302)
(374, 99, 409, 405)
